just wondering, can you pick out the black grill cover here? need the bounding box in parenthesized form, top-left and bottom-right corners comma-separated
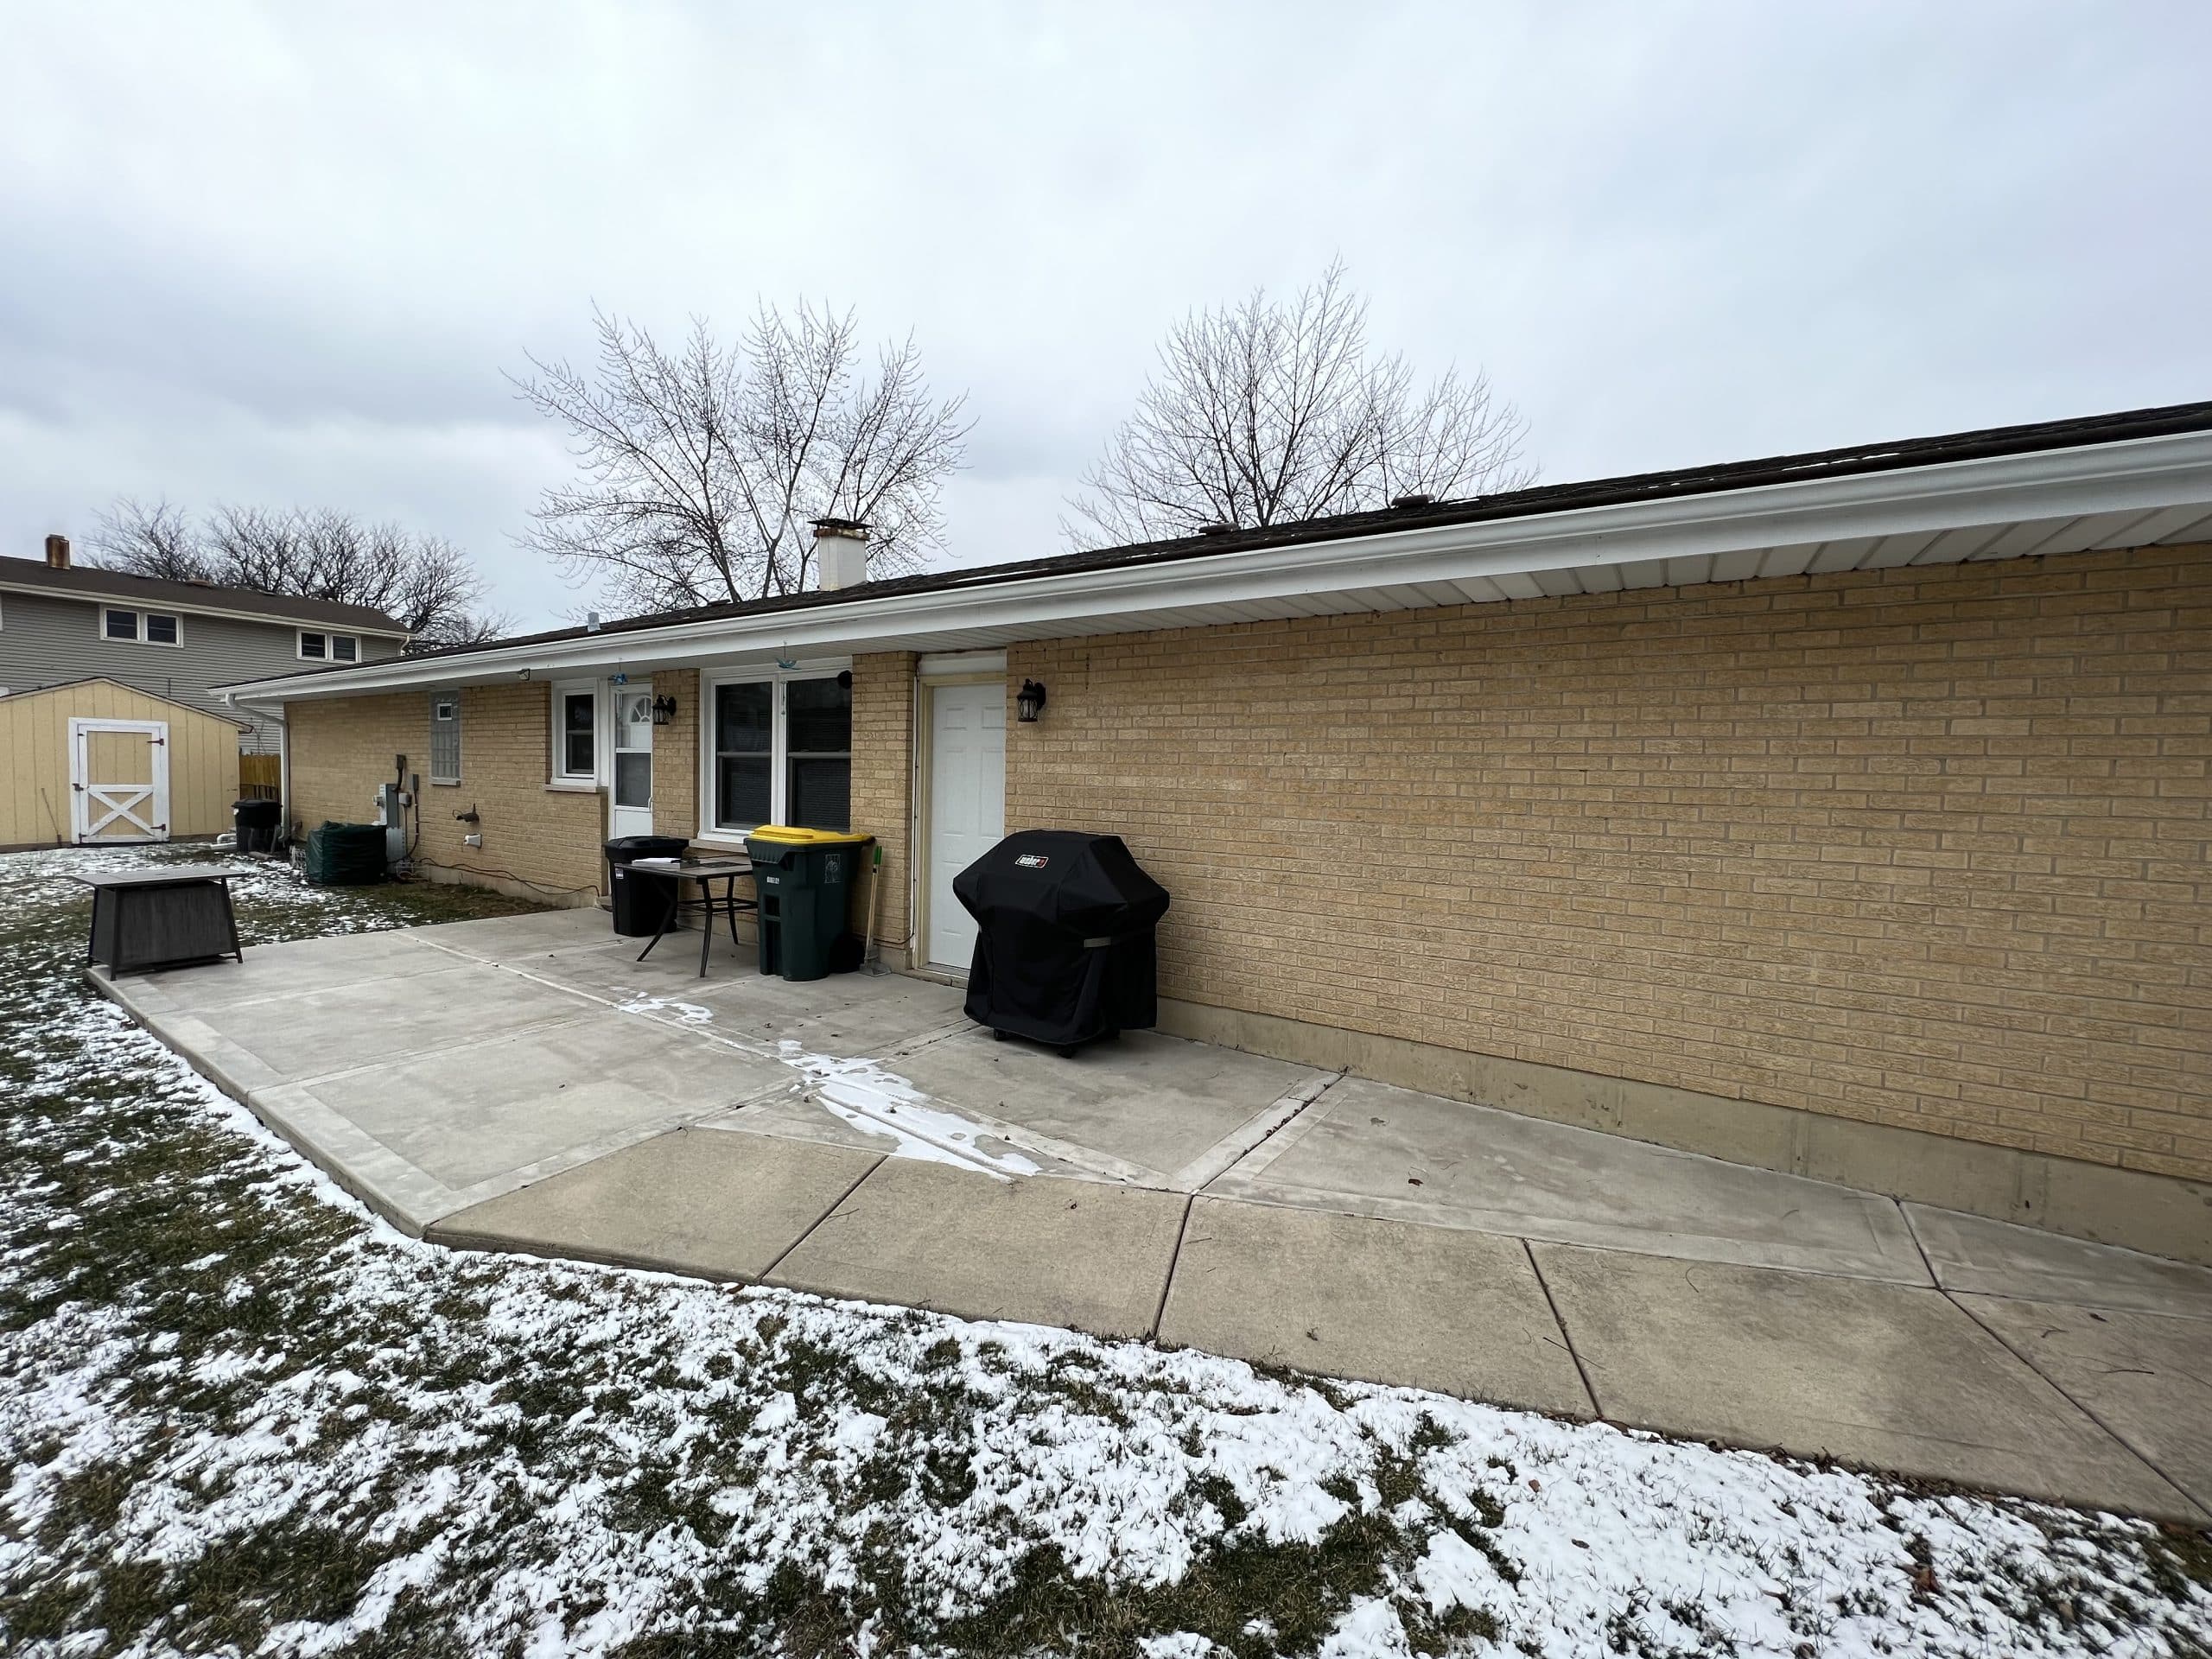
(954, 830, 1171, 1046)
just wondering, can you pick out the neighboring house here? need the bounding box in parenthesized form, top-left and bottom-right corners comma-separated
(0, 537, 410, 753)
(221, 399, 2212, 1264)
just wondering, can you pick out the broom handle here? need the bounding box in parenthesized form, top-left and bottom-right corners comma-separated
(866, 842, 886, 967)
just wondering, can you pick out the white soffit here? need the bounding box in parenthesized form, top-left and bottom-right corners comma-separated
(223, 428, 2212, 702)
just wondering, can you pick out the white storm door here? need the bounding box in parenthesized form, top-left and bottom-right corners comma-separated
(607, 681, 655, 839)
(925, 682, 1006, 969)
(71, 719, 170, 844)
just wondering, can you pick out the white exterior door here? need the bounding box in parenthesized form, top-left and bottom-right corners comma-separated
(607, 681, 655, 840)
(71, 719, 170, 844)
(925, 682, 1006, 969)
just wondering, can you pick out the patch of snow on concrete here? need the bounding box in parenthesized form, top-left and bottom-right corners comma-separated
(777, 1040, 1039, 1179)
(615, 994, 715, 1025)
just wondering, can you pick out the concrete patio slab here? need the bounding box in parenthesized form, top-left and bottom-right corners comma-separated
(890, 1027, 1325, 1184)
(1160, 1198, 1593, 1417)
(768, 1160, 1189, 1339)
(249, 1010, 792, 1229)
(1214, 1076, 1931, 1284)
(699, 1094, 1094, 1180)
(1529, 1243, 2205, 1521)
(429, 1128, 881, 1281)
(410, 906, 615, 962)
(143, 967, 597, 1096)
(1906, 1204, 2212, 1319)
(124, 929, 462, 1014)
(1956, 1294, 2212, 1515)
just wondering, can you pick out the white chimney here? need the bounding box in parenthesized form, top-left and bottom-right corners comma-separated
(812, 518, 870, 591)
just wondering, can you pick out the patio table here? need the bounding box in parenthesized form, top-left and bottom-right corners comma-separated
(73, 866, 253, 975)
(632, 856, 756, 977)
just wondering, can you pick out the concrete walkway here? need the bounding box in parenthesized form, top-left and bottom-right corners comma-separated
(97, 907, 2212, 1523)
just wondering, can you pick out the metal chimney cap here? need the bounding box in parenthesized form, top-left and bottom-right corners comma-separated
(809, 517, 870, 536)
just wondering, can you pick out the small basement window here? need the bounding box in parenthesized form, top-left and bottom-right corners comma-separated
(429, 695, 461, 784)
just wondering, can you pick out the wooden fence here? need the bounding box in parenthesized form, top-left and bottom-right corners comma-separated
(238, 753, 282, 800)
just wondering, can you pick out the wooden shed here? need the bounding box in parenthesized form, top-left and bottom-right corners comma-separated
(0, 678, 246, 849)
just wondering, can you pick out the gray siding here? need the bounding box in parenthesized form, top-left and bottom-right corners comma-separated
(0, 590, 403, 753)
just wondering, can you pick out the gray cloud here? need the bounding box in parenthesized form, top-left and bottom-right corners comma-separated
(4, 1, 2207, 626)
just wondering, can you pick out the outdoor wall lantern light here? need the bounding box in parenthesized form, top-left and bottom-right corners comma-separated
(1016, 679, 1048, 723)
(651, 694, 678, 726)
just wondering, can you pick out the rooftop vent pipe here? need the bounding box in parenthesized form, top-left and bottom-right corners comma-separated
(1391, 493, 1434, 509)
(812, 518, 870, 590)
(44, 533, 70, 569)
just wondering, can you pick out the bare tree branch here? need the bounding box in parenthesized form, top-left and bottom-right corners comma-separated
(88, 500, 507, 647)
(1064, 260, 1535, 547)
(511, 302, 969, 613)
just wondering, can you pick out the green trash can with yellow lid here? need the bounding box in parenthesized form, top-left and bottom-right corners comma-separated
(743, 826, 874, 981)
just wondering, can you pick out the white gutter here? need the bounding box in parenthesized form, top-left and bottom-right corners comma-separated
(219, 427, 2212, 703)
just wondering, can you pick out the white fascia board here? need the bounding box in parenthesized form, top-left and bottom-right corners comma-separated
(223, 428, 2212, 703)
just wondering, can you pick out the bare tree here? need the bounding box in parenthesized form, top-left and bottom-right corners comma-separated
(1065, 261, 1534, 547)
(511, 303, 970, 613)
(90, 499, 506, 647)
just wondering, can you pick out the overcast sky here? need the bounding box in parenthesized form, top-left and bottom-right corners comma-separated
(4, 2, 2209, 628)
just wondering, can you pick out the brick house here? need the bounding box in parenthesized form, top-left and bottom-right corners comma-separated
(220, 402, 2212, 1260)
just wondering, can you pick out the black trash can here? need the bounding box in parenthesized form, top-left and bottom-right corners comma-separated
(953, 830, 1170, 1052)
(232, 797, 283, 856)
(605, 835, 690, 936)
(744, 829, 872, 981)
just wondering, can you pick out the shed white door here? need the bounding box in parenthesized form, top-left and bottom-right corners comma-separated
(71, 719, 170, 844)
(926, 682, 1006, 969)
(607, 681, 655, 841)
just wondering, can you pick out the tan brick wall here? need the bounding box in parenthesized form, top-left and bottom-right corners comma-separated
(287, 683, 607, 902)
(652, 669, 701, 841)
(1005, 543, 2212, 1183)
(851, 653, 917, 960)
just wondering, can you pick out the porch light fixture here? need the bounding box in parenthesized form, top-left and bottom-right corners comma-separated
(1016, 679, 1048, 723)
(651, 694, 678, 726)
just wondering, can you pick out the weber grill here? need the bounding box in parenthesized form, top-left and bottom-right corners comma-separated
(953, 830, 1170, 1054)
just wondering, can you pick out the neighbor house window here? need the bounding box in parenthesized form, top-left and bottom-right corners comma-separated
(552, 682, 596, 783)
(299, 631, 360, 662)
(708, 671, 850, 833)
(102, 607, 180, 645)
(429, 695, 461, 784)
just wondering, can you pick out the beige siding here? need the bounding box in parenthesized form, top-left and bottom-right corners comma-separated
(1004, 543, 2212, 1185)
(0, 678, 241, 845)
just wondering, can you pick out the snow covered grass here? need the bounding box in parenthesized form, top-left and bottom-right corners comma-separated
(2, 847, 2209, 1658)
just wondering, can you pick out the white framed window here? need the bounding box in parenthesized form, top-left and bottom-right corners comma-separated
(298, 630, 360, 662)
(429, 694, 461, 784)
(101, 607, 181, 645)
(551, 681, 597, 783)
(702, 667, 852, 836)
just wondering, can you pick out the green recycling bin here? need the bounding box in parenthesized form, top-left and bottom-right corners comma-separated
(744, 826, 873, 982)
